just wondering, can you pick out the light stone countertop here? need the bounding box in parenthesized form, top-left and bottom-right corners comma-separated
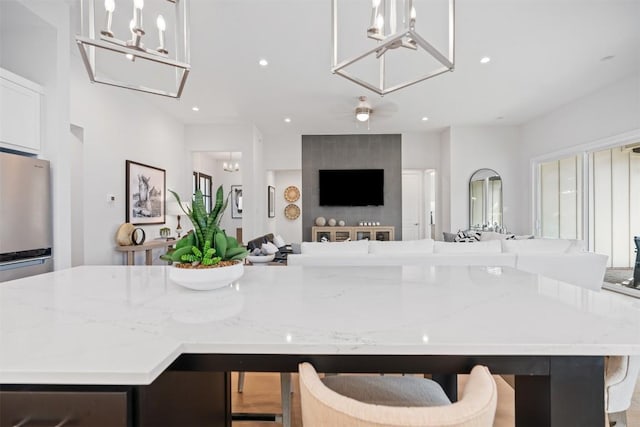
(1, 265, 639, 385)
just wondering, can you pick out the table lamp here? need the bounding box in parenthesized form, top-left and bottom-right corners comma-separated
(167, 200, 188, 238)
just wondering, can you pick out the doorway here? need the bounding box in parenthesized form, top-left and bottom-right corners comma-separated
(402, 169, 436, 240)
(192, 151, 243, 242)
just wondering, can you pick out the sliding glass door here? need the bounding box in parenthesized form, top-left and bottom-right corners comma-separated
(537, 144, 640, 268)
(589, 147, 640, 267)
(539, 155, 583, 240)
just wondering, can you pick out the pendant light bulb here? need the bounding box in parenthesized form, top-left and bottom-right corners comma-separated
(356, 109, 370, 122)
(156, 14, 166, 31)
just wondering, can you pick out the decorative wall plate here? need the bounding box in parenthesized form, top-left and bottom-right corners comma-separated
(284, 186, 300, 202)
(284, 204, 300, 220)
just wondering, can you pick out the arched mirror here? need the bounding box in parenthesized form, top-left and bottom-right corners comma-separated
(469, 168, 503, 230)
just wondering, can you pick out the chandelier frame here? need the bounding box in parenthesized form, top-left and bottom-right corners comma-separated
(76, 0, 191, 98)
(331, 0, 455, 96)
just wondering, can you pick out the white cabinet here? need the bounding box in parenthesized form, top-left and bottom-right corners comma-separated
(0, 69, 43, 153)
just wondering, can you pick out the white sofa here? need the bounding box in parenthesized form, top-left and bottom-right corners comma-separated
(287, 238, 609, 292)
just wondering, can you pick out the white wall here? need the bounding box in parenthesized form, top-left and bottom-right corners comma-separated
(520, 74, 640, 233)
(263, 132, 302, 170)
(439, 128, 452, 238)
(273, 170, 302, 243)
(402, 132, 442, 170)
(445, 126, 522, 234)
(265, 170, 276, 236)
(70, 58, 187, 265)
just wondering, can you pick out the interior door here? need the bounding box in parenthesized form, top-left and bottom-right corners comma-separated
(402, 171, 423, 240)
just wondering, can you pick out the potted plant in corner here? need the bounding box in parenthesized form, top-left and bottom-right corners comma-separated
(161, 186, 248, 290)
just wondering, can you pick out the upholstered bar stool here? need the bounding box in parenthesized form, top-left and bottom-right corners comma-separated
(299, 363, 497, 427)
(606, 355, 640, 427)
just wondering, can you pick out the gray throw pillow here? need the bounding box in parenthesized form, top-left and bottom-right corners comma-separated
(443, 232, 456, 242)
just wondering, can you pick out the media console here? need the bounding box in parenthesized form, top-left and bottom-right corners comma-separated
(311, 225, 395, 242)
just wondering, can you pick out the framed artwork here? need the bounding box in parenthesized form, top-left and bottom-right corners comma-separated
(231, 185, 243, 219)
(126, 160, 166, 225)
(268, 185, 275, 218)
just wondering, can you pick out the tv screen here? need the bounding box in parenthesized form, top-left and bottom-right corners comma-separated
(319, 169, 384, 206)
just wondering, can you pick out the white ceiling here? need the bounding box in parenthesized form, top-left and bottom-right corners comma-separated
(132, 0, 640, 135)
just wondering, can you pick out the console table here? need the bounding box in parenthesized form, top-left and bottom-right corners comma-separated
(1, 265, 639, 426)
(114, 239, 175, 265)
(312, 225, 394, 242)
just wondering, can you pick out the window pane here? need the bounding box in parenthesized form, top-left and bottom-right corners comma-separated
(539, 155, 582, 240)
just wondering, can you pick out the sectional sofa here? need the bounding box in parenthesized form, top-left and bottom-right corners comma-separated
(287, 238, 608, 291)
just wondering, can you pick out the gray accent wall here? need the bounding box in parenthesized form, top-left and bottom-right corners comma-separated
(301, 134, 402, 241)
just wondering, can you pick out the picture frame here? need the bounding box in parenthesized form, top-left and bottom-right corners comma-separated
(126, 160, 166, 225)
(231, 185, 243, 219)
(268, 185, 275, 218)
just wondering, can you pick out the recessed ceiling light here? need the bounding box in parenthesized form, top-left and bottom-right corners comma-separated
(421, 116, 429, 121)
(192, 106, 199, 112)
(284, 117, 291, 123)
(259, 58, 268, 67)
(480, 56, 491, 64)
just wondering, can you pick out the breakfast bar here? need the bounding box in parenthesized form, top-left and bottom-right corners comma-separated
(1, 265, 639, 426)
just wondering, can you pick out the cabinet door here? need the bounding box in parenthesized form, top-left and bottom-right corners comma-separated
(355, 229, 373, 240)
(335, 229, 351, 242)
(0, 77, 41, 152)
(375, 229, 392, 241)
(315, 230, 331, 242)
(0, 391, 129, 427)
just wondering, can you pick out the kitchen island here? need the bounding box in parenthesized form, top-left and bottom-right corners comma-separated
(1, 265, 640, 426)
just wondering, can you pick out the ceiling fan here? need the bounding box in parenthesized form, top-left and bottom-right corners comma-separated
(332, 96, 398, 130)
(355, 96, 373, 123)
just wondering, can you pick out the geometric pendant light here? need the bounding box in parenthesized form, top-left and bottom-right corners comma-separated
(331, 0, 455, 96)
(75, 0, 191, 98)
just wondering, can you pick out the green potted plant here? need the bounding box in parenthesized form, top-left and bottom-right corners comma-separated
(162, 186, 248, 290)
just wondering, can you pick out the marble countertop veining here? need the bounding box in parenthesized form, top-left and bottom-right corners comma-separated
(1, 265, 639, 385)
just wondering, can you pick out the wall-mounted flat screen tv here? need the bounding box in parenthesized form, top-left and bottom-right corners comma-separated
(319, 169, 384, 206)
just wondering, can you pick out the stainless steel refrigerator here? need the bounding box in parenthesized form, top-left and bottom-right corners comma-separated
(0, 151, 53, 282)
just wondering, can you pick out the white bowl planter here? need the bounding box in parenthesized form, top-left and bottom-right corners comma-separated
(246, 254, 275, 265)
(169, 261, 244, 291)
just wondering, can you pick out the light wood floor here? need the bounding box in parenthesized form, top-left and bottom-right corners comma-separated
(231, 371, 640, 427)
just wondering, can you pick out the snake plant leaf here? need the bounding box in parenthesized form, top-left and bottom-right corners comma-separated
(230, 250, 249, 261)
(209, 186, 225, 226)
(175, 233, 195, 250)
(224, 247, 246, 259)
(191, 246, 203, 259)
(226, 236, 240, 249)
(214, 231, 227, 259)
(193, 190, 208, 229)
(170, 246, 193, 262)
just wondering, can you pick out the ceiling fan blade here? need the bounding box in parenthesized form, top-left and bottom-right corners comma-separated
(372, 101, 399, 113)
